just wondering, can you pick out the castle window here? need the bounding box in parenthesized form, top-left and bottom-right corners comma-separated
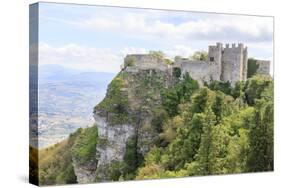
(210, 57, 214, 62)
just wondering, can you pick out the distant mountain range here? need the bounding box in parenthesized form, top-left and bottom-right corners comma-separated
(39, 64, 115, 83)
(34, 64, 115, 148)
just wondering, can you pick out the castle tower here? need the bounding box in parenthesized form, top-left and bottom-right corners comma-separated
(242, 46, 248, 80)
(208, 42, 223, 81)
(221, 43, 247, 85)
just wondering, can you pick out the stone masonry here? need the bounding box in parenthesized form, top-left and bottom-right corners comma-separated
(124, 42, 271, 86)
(256, 60, 271, 75)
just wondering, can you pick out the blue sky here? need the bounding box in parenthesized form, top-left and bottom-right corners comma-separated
(38, 2, 274, 73)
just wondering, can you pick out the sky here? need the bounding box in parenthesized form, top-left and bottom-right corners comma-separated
(38, 2, 274, 74)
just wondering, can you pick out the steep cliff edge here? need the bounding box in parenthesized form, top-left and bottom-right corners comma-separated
(88, 56, 177, 181)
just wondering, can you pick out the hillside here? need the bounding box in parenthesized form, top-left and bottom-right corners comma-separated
(34, 57, 273, 185)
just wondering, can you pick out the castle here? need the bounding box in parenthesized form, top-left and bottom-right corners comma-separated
(123, 42, 270, 86)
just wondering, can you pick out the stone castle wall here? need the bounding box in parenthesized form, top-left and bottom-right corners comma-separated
(221, 43, 246, 85)
(124, 54, 169, 72)
(256, 60, 270, 75)
(123, 43, 270, 85)
(242, 48, 248, 80)
(178, 59, 220, 85)
(179, 43, 248, 85)
(208, 43, 223, 80)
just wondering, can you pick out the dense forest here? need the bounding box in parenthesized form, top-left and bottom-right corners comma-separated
(137, 74, 273, 179)
(31, 56, 273, 185)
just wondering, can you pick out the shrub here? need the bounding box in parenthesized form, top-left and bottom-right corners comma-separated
(189, 51, 208, 61)
(149, 50, 165, 59)
(206, 80, 232, 95)
(161, 73, 199, 117)
(95, 74, 130, 125)
(124, 57, 136, 67)
(72, 126, 99, 165)
(164, 58, 173, 65)
(247, 58, 259, 78)
(245, 75, 273, 105)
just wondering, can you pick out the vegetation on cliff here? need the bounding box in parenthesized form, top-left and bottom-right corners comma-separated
(95, 74, 130, 125)
(247, 58, 259, 78)
(37, 125, 99, 185)
(137, 74, 273, 179)
(72, 126, 99, 165)
(36, 68, 273, 184)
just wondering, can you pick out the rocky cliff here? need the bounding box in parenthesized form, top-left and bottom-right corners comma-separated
(72, 55, 177, 182)
(36, 53, 274, 185)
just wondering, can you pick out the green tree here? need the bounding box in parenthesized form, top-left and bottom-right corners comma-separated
(247, 58, 259, 78)
(149, 50, 165, 59)
(247, 97, 273, 172)
(191, 87, 210, 113)
(225, 129, 250, 173)
(138, 75, 273, 179)
(211, 94, 224, 124)
(189, 51, 208, 61)
(72, 126, 99, 165)
(123, 136, 143, 180)
(206, 80, 232, 96)
(161, 73, 199, 117)
(245, 75, 273, 105)
(222, 107, 255, 173)
(231, 81, 245, 99)
(185, 108, 227, 175)
(166, 113, 206, 170)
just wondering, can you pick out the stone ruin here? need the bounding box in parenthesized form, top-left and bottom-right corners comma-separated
(123, 42, 271, 86)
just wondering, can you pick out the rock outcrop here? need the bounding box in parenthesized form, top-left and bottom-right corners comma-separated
(94, 113, 135, 166)
(72, 159, 96, 183)
(73, 55, 177, 182)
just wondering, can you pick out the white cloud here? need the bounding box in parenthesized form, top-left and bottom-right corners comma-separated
(45, 11, 273, 43)
(120, 47, 148, 57)
(39, 43, 196, 73)
(39, 43, 122, 73)
(40, 9, 273, 68)
(39, 7, 273, 48)
(39, 41, 274, 76)
(39, 7, 273, 71)
(164, 45, 195, 59)
(39, 43, 151, 72)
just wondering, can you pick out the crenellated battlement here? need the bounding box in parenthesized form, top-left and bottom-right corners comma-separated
(224, 43, 245, 49)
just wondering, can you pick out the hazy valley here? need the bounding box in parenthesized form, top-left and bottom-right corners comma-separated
(36, 64, 115, 148)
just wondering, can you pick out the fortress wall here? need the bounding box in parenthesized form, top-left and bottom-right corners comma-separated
(208, 43, 222, 80)
(125, 54, 169, 71)
(181, 60, 219, 85)
(256, 60, 270, 75)
(221, 44, 244, 85)
(208, 43, 222, 61)
(124, 43, 269, 86)
(208, 62, 222, 81)
(242, 48, 248, 80)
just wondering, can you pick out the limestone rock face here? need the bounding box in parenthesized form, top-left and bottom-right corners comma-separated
(73, 59, 176, 182)
(72, 159, 96, 184)
(94, 113, 135, 166)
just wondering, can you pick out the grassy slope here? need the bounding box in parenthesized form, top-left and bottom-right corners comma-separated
(37, 126, 99, 185)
